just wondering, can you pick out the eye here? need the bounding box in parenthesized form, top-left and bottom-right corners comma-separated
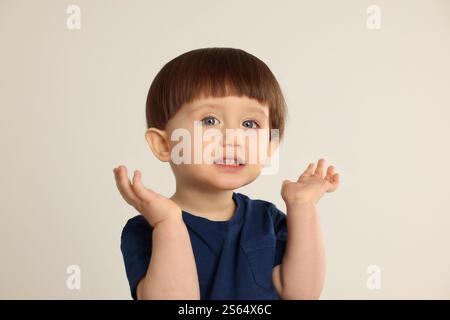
(242, 120, 259, 129)
(201, 116, 220, 126)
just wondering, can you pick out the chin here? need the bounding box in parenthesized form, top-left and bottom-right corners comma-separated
(207, 172, 260, 190)
(208, 179, 247, 190)
(185, 164, 262, 191)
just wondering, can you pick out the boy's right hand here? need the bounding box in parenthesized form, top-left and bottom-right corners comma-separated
(113, 165, 182, 227)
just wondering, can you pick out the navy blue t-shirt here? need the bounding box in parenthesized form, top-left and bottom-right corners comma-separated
(120, 192, 288, 300)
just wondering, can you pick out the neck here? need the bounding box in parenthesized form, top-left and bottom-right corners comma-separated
(170, 182, 236, 221)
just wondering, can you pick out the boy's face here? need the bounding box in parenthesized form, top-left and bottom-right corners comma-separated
(147, 95, 279, 191)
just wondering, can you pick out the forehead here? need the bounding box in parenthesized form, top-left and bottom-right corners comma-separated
(187, 95, 269, 117)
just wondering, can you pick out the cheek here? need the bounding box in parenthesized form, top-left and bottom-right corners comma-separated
(179, 164, 215, 181)
(245, 163, 264, 176)
(243, 142, 271, 166)
(201, 140, 217, 164)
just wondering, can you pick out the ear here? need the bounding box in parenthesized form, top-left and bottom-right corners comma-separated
(145, 127, 171, 162)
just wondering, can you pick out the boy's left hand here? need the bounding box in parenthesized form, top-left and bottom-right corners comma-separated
(281, 158, 340, 206)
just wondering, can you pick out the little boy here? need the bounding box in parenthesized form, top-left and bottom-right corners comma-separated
(113, 47, 340, 300)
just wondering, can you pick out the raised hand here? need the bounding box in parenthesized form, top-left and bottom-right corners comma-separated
(113, 165, 182, 227)
(281, 158, 340, 206)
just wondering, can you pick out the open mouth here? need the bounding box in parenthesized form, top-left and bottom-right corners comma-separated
(214, 159, 244, 166)
(213, 156, 246, 168)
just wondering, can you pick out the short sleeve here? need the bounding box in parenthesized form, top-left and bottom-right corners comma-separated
(270, 205, 288, 267)
(120, 215, 153, 300)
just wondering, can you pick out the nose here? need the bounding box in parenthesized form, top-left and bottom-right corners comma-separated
(221, 128, 245, 162)
(220, 127, 243, 148)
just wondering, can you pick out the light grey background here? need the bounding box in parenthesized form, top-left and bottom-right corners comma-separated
(1, 0, 449, 299)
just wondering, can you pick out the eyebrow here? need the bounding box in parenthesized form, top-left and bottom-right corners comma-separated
(190, 103, 269, 118)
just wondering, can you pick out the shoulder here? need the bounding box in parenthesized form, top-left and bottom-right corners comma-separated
(121, 215, 152, 242)
(235, 192, 287, 245)
(234, 192, 286, 223)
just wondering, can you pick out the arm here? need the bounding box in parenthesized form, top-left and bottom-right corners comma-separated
(136, 216, 200, 300)
(276, 158, 340, 300)
(114, 165, 200, 300)
(278, 202, 325, 299)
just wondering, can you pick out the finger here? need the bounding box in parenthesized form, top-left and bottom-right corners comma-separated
(131, 170, 157, 201)
(298, 163, 315, 181)
(314, 158, 325, 177)
(327, 173, 340, 192)
(114, 166, 139, 205)
(325, 166, 335, 182)
(114, 166, 138, 202)
(305, 163, 315, 175)
(333, 173, 340, 184)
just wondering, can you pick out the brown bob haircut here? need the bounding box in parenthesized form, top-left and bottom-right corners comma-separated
(146, 47, 288, 140)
